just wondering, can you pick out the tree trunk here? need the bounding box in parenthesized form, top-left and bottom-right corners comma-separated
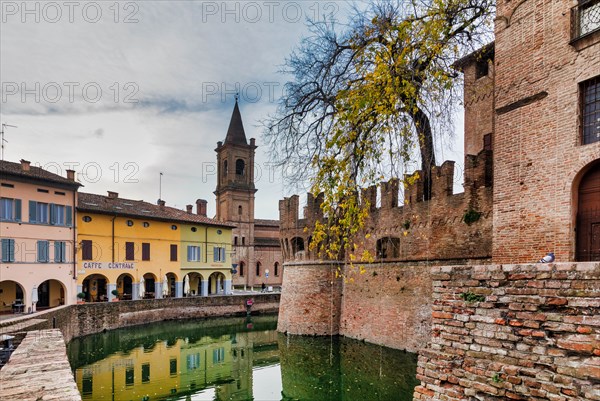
(410, 106, 436, 200)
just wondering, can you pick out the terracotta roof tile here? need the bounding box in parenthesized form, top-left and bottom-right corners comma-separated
(0, 160, 81, 188)
(77, 192, 235, 228)
(254, 219, 280, 227)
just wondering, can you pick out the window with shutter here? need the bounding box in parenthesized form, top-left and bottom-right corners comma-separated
(1, 238, 15, 262)
(29, 200, 37, 222)
(0, 198, 20, 221)
(81, 240, 93, 261)
(54, 241, 66, 263)
(126, 242, 135, 261)
(66, 206, 72, 226)
(37, 241, 49, 262)
(170, 244, 177, 261)
(142, 243, 150, 261)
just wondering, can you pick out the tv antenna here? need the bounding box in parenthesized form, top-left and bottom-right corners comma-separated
(159, 172, 164, 202)
(1, 123, 17, 161)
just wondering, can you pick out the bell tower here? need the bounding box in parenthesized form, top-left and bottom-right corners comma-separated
(214, 99, 257, 223)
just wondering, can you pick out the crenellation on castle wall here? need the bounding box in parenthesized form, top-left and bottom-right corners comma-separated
(279, 149, 493, 263)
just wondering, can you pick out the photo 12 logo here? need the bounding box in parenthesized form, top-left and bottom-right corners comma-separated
(1, 1, 140, 24)
(35, 161, 140, 184)
(199, 1, 339, 23)
(1, 82, 139, 104)
(201, 82, 281, 103)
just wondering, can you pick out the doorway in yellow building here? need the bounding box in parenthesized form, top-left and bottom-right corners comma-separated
(208, 272, 226, 295)
(142, 273, 156, 299)
(116, 273, 133, 300)
(184, 273, 204, 296)
(165, 273, 177, 297)
(82, 274, 108, 302)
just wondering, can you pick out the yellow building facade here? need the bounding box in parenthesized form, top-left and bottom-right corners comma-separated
(76, 192, 234, 301)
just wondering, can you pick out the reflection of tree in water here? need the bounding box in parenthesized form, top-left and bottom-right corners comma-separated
(68, 316, 417, 401)
(279, 335, 418, 401)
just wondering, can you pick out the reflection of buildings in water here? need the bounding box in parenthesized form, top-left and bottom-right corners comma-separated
(74, 329, 279, 401)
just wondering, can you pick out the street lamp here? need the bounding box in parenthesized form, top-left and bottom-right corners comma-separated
(265, 269, 269, 292)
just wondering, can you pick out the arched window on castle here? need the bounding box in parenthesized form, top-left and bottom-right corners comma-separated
(239, 261, 245, 277)
(223, 160, 228, 177)
(238, 205, 243, 215)
(256, 261, 261, 276)
(291, 237, 305, 255)
(236, 159, 245, 176)
(274, 262, 279, 276)
(376, 237, 400, 260)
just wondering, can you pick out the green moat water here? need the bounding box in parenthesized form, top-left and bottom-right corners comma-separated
(67, 315, 418, 401)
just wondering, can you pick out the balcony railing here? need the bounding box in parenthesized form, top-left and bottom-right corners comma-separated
(571, 0, 600, 41)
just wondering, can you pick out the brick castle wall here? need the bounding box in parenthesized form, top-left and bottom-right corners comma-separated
(278, 260, 440, 353)
(279, 151, 493, 264)
(413, 262, 600, 401)
(277, 261, 343, 336)
(493, 0, 600, 263)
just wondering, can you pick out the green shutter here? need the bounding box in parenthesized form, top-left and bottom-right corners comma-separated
(38, 241, 49, 262)
(29, 201, 37, 223)
(1, 239, 8, 262)
(14, 199, 21, 221)
(49, 203, 56, 225)
(66, 206, 72, 227)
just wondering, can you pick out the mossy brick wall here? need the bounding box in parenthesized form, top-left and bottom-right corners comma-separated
(278, 260, 437, 352)
(0, 294, 279, 343)
(413, 262, 600, 401)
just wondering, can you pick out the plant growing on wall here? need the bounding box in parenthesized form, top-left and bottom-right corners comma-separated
(460, 291, 485, 303)
(463, 208, 482, 225)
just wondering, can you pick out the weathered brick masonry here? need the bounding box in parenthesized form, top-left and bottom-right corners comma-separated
(492, 0, 600, 263)
(413, 262, 600, 401)
(279, 260, 456, 353)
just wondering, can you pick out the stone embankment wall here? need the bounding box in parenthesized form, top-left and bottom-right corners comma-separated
(1, 294, 279, 342)
(278, 260, 438, 352)
(413, 262, 600, 401)
(0, 329, 81, 400)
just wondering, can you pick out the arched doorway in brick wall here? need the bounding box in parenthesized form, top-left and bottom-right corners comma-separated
(576, 161, 600, 261)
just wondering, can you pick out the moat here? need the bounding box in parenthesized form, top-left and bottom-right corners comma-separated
(67, 315, 418, 401)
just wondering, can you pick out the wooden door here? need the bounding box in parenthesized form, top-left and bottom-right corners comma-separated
(577, 164, 600, 261)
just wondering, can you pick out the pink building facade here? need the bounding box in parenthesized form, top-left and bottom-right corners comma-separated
(0, 159, 80, 313)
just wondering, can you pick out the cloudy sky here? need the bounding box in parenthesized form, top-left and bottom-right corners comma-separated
(1, 1, 464, 219)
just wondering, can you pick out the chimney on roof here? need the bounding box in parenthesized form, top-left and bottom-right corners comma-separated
(66, 169, 75, 181)
(20, 159, 30, 171)
(196, 199, 207, 217)
(158, 200, 166, 208)
(107, 191, 118, 199)
(186, 204, 193, 214)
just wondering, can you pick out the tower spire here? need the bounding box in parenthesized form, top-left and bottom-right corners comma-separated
(224, 98, 247, 145)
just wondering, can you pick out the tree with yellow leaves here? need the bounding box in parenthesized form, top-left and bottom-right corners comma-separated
(265, 0, 494, 262)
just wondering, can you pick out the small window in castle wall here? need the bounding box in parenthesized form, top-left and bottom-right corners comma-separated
(483, 133, 492, 151)
(572, 0, 600, 40)
(582, 75, 600, 145)
(475, 59, 489, 79)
